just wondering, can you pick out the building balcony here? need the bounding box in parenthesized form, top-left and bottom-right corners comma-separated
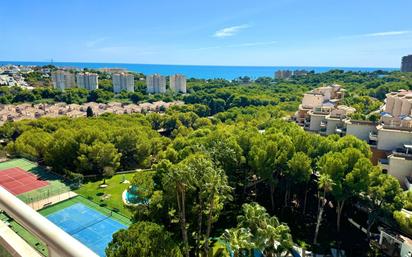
(369, 131, 378, 142)
(378, 158, 389, 173)
(312, 110, 331, 115)
(335, 126, 347, 135)
(392, 147, 412, 158)
(405, 177, 412, 191)
(368, 139, 377, 147)
(295, 116, 305, 125)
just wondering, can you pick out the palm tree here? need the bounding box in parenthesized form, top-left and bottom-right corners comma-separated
(313, 174, 334, 245)
(238, 202, 270, 236)
(221, 228, 254, 257)
(261, 218, 294, 257)
(203, 166, 232, 256)
(237, 203, 294, 257)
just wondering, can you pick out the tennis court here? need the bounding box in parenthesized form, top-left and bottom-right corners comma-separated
(0, 159, 74, 204)
(0, 167, 49, 195)
(43, 200, 128, 257)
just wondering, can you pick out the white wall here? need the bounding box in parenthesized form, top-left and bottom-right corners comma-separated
(325, 118, 342, 135)
(309, 114, 326, 131)
(401, 239, 412, 257)
(377, 128, 412, 151)
(301, 94, 324, 108)
(388, 155, 412, 183)
(346, 122, 377, 141)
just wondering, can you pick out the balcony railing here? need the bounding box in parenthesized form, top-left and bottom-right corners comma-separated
(368, 139, 377, 147)
(369, 131, 378, 141)
(392, 148, 412, 158)
(0, 186, 99, 257)
(382, 124, 412, 132)
(335, 126, 347, 134)
(312, 109, 331, 115)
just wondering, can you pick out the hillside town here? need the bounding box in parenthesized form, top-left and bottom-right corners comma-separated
(0, 55, 412, 257)
(0, 101, 183, 125)
(0, 64, 187, 94)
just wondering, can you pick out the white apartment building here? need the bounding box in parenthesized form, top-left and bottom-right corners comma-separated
(275, 70, 293, 79)
(294, 84, 349, 135)
(369, 90, 412, 151)
(76, 73, 98, 91)
(112, 73, 134, 93)
(384, 90, 412, 118)
(51, 71, 76, 90)
(169, 74, 187, 93)
(379, 228, 412, 257)
(378, 144, 412, 190)
(354, 90, 412, 188)
(344, 120, 377, 141)
(146, 74, 166, 94)
(295, 87, 412, 188)
(275, 70, 308, 79)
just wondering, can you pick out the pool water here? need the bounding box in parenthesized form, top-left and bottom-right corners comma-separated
(125, 189, 148, 205)
(125, 185, 148, 205)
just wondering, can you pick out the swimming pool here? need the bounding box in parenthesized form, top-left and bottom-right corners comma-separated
(124, 185, 148, 205)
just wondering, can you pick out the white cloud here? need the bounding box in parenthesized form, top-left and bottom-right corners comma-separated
(340, 30, 411, 39)
(364, 31, 411, 37)
(213, 24, 251, 38)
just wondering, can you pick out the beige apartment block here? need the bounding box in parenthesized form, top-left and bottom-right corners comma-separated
(112, 73, 134, 93)
(146, 74, 166, 94)
(294, 84, 349, 134)
(384, 90, 412, 117)
(169, 74, 187, 93)
(383, 145, 412, 188)
(76, 73, 99, 91)
(345, 120, 377, 142)
(51, 71, 76, 90)
(375, 126, 412, 151)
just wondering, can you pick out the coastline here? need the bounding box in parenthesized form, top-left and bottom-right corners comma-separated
(0, 61, 398, 80)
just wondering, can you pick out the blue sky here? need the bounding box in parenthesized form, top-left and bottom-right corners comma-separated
(1, 0, 411, 67)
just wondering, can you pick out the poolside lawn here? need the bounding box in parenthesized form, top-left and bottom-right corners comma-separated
(74, 172, 138, 218)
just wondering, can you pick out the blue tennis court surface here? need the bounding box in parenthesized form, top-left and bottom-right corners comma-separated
(45, 203, 127, 257)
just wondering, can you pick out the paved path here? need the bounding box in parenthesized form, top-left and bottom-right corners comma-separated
(28, 191, 77, 211)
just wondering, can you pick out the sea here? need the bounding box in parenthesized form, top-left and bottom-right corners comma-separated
(0, 61, 398, 80)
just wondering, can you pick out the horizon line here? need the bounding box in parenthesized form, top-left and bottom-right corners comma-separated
(0, 60, 399, 70)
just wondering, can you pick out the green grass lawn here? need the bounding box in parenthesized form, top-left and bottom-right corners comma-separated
(74, 172, 138, 218)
